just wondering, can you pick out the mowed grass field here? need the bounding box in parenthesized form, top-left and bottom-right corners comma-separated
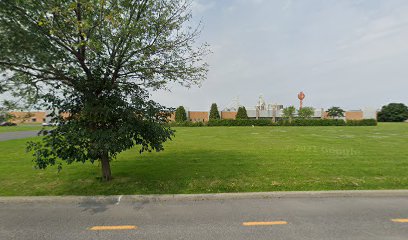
(0, 123, 407, 196)
(0, 124, 43, 133)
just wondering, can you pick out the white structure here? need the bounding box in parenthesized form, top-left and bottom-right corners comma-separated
(223, 96, 241, 112)
(256, 95, 267, 111)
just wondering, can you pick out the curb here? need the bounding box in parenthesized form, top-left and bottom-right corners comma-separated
(1, 190, 408, 204)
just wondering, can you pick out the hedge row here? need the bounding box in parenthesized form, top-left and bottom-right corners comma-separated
(346, 119, 378, 126)
(279, 119, 346, 126)
(170, 119, 377, 127)
(208, 119, 273, 126)
(168, 121, 205, 127)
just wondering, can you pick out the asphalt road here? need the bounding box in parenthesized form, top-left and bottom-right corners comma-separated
(0, 130, 39, 141)
(1, 195, 408, 240)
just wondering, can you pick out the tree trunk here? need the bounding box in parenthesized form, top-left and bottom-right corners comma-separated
(101, 152, 112, 181)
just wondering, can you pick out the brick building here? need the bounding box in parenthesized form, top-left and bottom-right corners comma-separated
(188, 111, 209, 122)
(9, 111, 46, 124)
(170, 108, 376, 122)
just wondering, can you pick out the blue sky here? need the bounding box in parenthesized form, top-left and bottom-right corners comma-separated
(151, 0, 408, 111)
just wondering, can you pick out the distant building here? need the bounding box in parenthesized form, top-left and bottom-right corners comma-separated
(171, 94, 379, 123)
(188, 111, 209, 122)
(8, 111, 69, 124)
(170, 107, 376, 123)
(9, 111, 46, 124)
(345, 110, 363, 120)
(8, 96, 378, 125)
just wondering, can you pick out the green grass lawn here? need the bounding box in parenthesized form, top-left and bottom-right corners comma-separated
(0, 123, 407, 196)
(0, 124, 43, 133)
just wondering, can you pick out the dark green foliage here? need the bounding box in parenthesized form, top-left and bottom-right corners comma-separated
(297, 107, 314, 119)
(0, 113, 13, 123)
(169, 121, 204, 127)
(278, 119, 346, 126)
(208, 119, 274, 126)
(209, 103, 220, 120)
(236, 106, 248, 119)
(377, 103, 408, 122)
(346, 119, 377, 126)
(327, 107, 345, 118)
(282, 106, 296, 122)
(190, 119, 377, 127)
(0, 100, 18, 122)
(175, 106, 187, 122)
(26, 88, 175, 170)
(281, 119, 377, 126)
(0, 0, 208, 180)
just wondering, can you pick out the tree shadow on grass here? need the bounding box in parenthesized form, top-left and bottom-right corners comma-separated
(44, 146, 377, 196)
(55, 149, 262, 196)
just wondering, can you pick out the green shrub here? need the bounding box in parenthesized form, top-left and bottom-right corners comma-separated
(346, 119, 377, 126)
(208, 119, 274, 126)
(169, 121, 205, 127)
(169, 118, 377, 127)
(278, 119, 346, 126)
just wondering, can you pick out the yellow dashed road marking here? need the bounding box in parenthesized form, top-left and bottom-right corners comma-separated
(243, 221, 288, 226)
(391, 219, 408, 223)
(89, 225, 138, 230)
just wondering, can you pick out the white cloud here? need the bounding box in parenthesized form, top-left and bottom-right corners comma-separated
(151, 0, 408, 110)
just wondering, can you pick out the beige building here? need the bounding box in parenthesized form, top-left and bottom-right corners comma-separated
(9, 111, 46, 124)
(345, 110, 364, 120)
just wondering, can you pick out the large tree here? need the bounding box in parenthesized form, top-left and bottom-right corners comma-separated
(0, 0, 209, 180)
(327, 107, 345, 119)
(377, 103, 408, 122)
(282, 106, 296, 122)
(297, 107, 314, 119)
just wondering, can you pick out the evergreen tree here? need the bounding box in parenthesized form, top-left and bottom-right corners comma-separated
(236, 106, 248, 119)
(209, 103, 220, 120)
(175, 106, 187, 122)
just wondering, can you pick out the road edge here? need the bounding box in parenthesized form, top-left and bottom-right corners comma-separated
(1, 190, 408, 204)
